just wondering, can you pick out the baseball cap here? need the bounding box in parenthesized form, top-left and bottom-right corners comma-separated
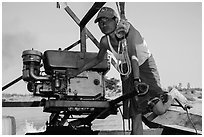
(94, 7, 118, 23)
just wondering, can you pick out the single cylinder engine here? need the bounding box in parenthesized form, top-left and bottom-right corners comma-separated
(21, 49, 110, 99)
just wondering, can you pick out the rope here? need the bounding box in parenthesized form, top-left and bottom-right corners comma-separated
(116, 2, 121, 18)
(107, 36, 132, 76)
(116, 39, 132, 76)
(185, 106, 198, 134)
(116, 2, 125, 19)
(113, 2, 132, 76)
(175, 99, 198, 134)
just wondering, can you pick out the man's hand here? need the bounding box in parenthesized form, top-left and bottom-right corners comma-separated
(66, 69, 79, 79)
(134, 80, 149, 96)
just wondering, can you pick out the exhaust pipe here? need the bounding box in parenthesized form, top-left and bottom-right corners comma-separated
(29, 64, 50, 81)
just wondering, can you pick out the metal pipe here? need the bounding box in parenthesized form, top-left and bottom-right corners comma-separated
(29, 65, 50, 81)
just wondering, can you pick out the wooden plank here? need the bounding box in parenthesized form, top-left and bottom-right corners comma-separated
(2, 76, 22, 91)
(163, 124, 202, 135)
(44, 100, 110, 108)
(80, 27, 86, 52)
(64, 40, 81, 51)
(64, 6, 100, 48)
(2, 101, 42, 107)
(98, 129, 163, 135)
(80, 2, 105, 28)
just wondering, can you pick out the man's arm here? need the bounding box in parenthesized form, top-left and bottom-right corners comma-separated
(128, 26, 149, 95)
(68, 37, 108, 78)
(131, 55, 140, 81)
(77, 46, 107, 75)
(128, 25, 143, 81)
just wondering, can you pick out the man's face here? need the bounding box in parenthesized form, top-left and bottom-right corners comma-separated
(98, 17, 117, 35)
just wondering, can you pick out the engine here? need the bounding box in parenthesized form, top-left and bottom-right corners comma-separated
(22, 49, 110, 100)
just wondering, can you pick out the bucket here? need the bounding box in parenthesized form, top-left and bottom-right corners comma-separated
(2, 116, 16, 135)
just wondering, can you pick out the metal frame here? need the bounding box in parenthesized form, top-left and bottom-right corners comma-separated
(2, 3, 136, 133)
(2, 2, 201, 135)
(2, 2, 110, 93)
(64, 2, 105, 52)
(2, 2, 105, 104)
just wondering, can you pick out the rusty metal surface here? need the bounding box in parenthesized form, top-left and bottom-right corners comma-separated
(44, 100, 110, 108)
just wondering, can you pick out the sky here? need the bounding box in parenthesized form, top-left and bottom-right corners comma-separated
(2, 2, 202, 94)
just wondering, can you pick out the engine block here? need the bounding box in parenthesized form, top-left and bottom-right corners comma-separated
(22, 49, 110, 100)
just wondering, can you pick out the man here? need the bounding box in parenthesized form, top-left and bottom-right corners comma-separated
(67, 7, 188, 135)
